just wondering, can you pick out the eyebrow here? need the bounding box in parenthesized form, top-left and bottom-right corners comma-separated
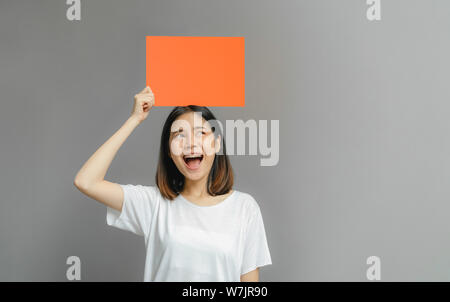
(171, 126, 207, 133)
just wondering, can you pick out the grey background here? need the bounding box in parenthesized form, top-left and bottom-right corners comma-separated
(1, 0, 449, 281)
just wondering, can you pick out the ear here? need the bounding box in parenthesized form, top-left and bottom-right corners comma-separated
(214, 135, 221, 153)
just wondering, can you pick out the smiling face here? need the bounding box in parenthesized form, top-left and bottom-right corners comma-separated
(169, 111, 221, 182)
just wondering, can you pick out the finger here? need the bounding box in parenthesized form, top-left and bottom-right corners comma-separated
(141, 95, 153, 103)
(142, 86, 152, 94)
(136, 94, 152, 102)
(139, 86, 149, 94)
(137, 89, 153, 99)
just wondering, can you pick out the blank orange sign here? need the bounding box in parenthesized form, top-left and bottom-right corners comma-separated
(146, 36, 245, 107)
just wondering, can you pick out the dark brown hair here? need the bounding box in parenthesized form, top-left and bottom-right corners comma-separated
(155, 105, 234, 200)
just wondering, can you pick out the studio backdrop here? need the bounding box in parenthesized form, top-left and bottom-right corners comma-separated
(1, 0, 450, 281)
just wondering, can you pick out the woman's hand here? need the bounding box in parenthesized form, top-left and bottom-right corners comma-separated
(131, 86, 154, 123)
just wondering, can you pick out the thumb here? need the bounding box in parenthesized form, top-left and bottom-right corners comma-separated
(139, 86, 150, 94)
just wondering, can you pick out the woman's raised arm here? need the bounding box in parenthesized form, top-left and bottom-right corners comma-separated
(73, 86, 154, 211)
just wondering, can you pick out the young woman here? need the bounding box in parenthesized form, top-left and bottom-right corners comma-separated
(74, 86, 272, 282)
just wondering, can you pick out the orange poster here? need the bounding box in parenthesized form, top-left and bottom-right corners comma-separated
(146, 36, 245, 107)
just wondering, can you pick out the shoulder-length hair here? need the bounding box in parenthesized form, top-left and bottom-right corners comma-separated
(155, 105, 234, 200)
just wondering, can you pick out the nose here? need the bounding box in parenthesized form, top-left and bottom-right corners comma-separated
(184, 131, 202, 153)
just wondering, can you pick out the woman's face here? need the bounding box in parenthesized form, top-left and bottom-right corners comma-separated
(169, 111, 220, 181)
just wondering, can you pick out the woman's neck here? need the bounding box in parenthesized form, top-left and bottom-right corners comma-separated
(182, 175, 210, 198)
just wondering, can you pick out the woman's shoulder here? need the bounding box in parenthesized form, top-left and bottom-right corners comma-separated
(231, 189, 261, 213)
(143, 184, 164, 199)
(121, 183, 163, 202)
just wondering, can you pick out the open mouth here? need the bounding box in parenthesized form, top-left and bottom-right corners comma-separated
(183, 154, 204, 170)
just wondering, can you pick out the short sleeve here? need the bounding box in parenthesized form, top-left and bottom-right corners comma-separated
(106, 184, 157, 237)
(241, 204, 273, 275)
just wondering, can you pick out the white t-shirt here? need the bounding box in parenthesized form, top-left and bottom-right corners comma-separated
(106, 184, 272, 282)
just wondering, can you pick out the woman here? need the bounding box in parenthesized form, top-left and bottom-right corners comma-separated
(74, 86, 272, 282)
